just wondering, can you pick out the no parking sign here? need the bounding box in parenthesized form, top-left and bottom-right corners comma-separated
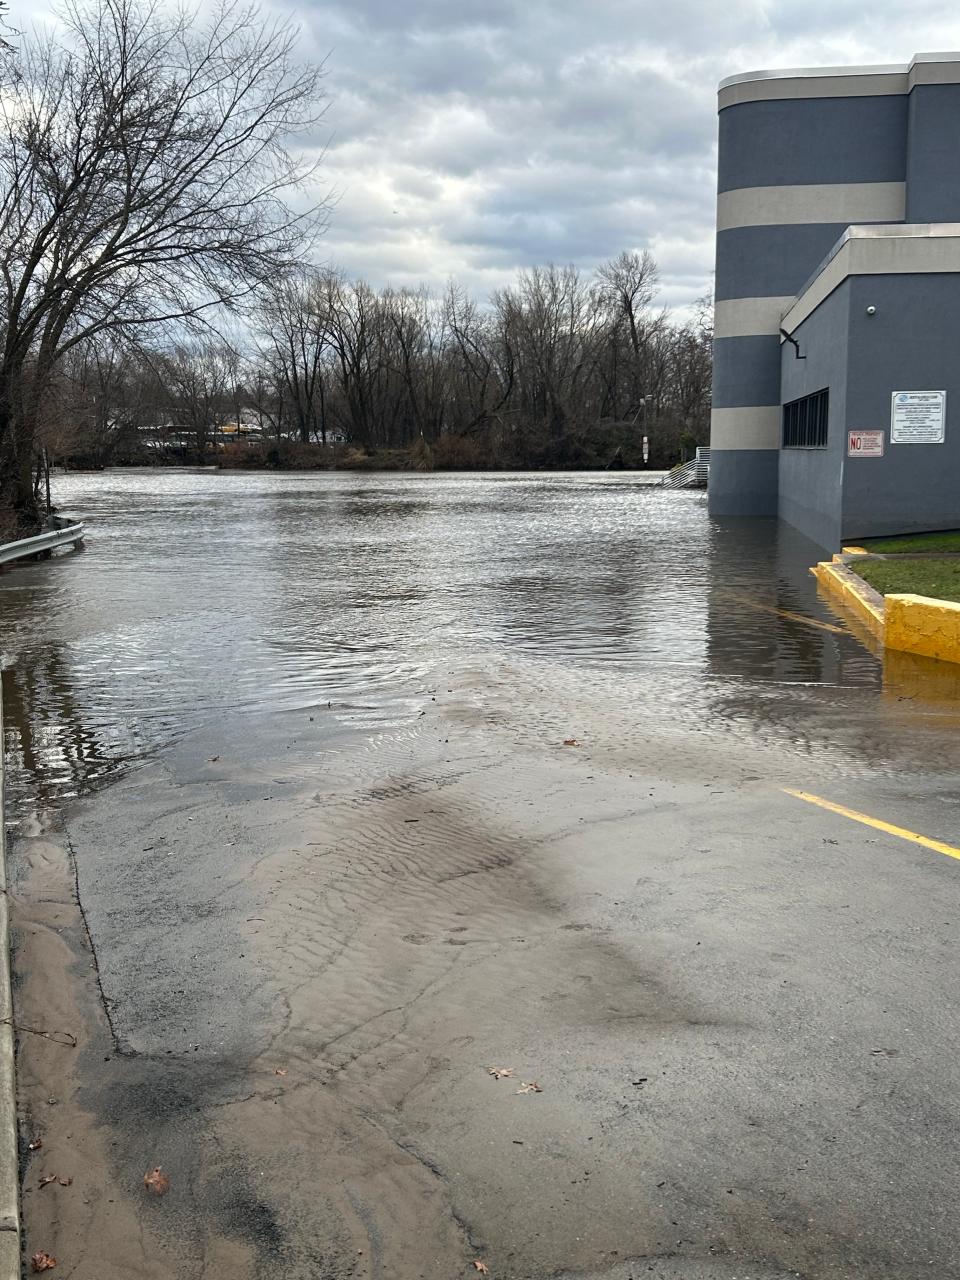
(847, 430, 884, 457)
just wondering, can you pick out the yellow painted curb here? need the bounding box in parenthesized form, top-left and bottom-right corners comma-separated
(812, 560, 884, 640)
(813, 555, 960, 667)
(885, 593, 960, 663)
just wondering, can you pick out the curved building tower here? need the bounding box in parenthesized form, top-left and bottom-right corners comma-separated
(709, 54, 960, 519)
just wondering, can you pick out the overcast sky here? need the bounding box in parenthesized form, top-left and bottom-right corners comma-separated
(22, 0, 960, 316)
(276, 0, 960, 316)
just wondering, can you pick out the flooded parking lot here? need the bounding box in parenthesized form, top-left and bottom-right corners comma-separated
(4, 470, 960, 1280)
(0, 468, 900, 813)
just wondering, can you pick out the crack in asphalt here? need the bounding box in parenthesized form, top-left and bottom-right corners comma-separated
(63, 826, 133, 1058)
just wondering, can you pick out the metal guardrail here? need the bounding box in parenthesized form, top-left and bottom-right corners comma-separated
(661, 447, 710, 490)
(0, 522, 85, 566)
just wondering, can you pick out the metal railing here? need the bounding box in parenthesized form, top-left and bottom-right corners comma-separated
(661, 447, 710, 490)
(0, 522, 85, 567)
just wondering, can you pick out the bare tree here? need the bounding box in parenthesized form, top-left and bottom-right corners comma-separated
(157, 341, 235, 461)
(595, 250, 663, 417)
(259, 269, 330, 444)
(0, 0, 328, 531)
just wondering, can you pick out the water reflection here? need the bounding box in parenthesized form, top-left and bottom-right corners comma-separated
(2, 469, 959, 816)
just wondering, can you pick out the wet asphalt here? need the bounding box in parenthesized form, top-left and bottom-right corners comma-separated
(3, 472, 960, 1278)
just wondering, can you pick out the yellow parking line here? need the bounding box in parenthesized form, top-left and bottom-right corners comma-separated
(774, 608, 848, 635)
(783, 788, 960, 862)
(721, 591, 849, 635)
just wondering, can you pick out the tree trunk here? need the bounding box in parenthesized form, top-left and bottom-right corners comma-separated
(0, 396, 42, 536)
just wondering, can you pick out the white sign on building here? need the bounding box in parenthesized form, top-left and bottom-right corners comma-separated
(890, 391, 946, 443)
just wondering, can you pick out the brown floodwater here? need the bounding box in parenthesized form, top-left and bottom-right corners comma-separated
(6, 469, 960, 1280)
(2, 466, 955, 820)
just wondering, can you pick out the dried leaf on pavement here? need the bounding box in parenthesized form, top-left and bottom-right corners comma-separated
(30, 1253, 57, 1272)
(274, 1067, 288, 1076)
(27, 1137, 42, 1151)
(38, 1175, 57, 1189)
(562, 739, 580, 747)
(516, 1081, 542, 1094)
(473, 1262, 490, 1274)
(144, 1167, 170, 1196)
(487, 1067, 514, 1080)
(58, 1177, 72, 1187)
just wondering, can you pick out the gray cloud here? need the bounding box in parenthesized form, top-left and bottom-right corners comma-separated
(188, 1, 960, 308)
(279, 1, 960, 311)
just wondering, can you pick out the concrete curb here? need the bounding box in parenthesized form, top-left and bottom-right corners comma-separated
(812, 557, 885, 641)
(886, 592, 960, 662)
(814, 553, 960, 665)
(0, 692, 22, 1278)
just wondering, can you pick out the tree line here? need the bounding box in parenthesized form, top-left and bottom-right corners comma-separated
(0, 0, 711, 538)
(41, 255, 712, 476)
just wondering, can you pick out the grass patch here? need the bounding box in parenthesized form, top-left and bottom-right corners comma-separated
(856, 557, 960, 604)
(860, 530, 960, 554)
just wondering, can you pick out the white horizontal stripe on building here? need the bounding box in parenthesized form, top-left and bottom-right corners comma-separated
(710, 406, 781, 450)
(714, 297, 796, 339)
(782, 224, 960, 333)
(718, 55, 960, 109)
(717, 182, 905, 232)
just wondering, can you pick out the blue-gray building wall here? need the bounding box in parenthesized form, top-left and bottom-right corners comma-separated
(716, 95, 908, 191)
(906, 86, 960, 221)
(777, 284, 852, 550)
(842, 274, 960, 538)
(774, 271, 960, 543)
(711, 91, 909, 519)
(714, 224, 857, 301)
(709, 451, 780, 518)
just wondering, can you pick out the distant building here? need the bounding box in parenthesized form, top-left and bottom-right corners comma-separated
(215, 420, 266, 446)
(711, 54, 960, 546)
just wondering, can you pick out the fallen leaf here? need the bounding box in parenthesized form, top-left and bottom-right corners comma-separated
(58, 1177, 72, 1187)
(144, 1167, 170, 1196)
(31, 1252, 56, 1272)
(38, 1175, 57, 1189)
(562, 739, 580, 747)
(210, 755, 220, 762)
(487, 1067, 514, 1080)
(28, 1138, 42, 1151)
(516, 1081, 542, 1094)
(473, 1263, 489, 1274)
(274, 1068, 287, 1076)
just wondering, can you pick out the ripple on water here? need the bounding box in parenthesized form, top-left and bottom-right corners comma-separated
(0, 468, 932, 815)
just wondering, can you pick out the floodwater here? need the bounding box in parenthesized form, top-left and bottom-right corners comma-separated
(7, 469, 960, 1280)
(5, 466, 953, 820)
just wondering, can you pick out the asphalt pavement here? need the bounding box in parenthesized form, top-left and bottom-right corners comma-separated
(9, 647, 960, 1280)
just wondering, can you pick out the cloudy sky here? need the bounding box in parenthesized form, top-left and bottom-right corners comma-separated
(22, 0, 960, 315)
(274, 0, 960, 316)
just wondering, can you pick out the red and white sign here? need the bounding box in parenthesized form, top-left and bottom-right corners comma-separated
(848, 430, 884, 457)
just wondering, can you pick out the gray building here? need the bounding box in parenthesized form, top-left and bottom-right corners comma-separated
(711, 54, 960, 547)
